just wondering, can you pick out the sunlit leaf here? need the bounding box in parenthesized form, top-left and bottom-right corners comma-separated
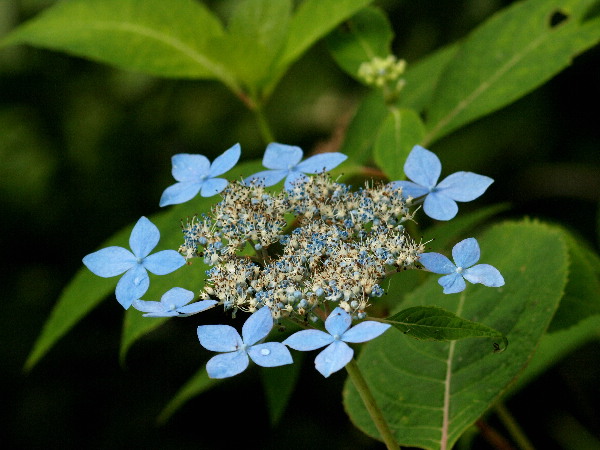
(1, 0, 241, 91)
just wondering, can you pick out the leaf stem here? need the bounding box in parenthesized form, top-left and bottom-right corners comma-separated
(254, 105, 275, 144)
(495, 403, 536, 450)
(345, 358, 399, 449)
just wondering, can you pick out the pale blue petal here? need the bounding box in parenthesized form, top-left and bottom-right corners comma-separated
(197, 324, 242, 352)
(452, 238, 480, 268)
(242, 307, 273, 346)
(129, 216, 160, 258)
(438, 273, 466, 294)
(132, 299, 165, 314)
(82, 246, 136, 277)
(283, 329, 333, 351)
(263, 143, 303, 169)
(342, 321, 391, 343)
(419, 252, 456, 274)
(206, 351, 249, 379)
(436, 172, 493, 202)
(325, 307, 352, 336)
(160, 287, 194, 308)
(314, 341, 353, 377)
(404, 145, 441, 188)
(244, 169, 288, 187)
(115, 265, 149, 309)
(389, 180, 430, 199)
(295, 152, 347, 173)
(463, 264, 505, 287)
(200, 178, 228, 197)
(423, 192, 458, 221)
(283, 171, 309, 191)
(143, 250, 185, 275)
(176, 300, 218, 316)
(171, 153, 210, 182)
(248, 342, 293, 367)
(159, 182, 202, 207)
(208, 143, 241, 177)
(141, 311, 179, 318)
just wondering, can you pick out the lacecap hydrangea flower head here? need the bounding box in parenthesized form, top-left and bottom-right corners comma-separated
(83, 142, 504, 379)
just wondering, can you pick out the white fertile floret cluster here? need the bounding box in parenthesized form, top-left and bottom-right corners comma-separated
(180, 174, 424, 320)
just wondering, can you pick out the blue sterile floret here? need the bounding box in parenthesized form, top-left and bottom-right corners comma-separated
(132, 287, 217, 317)
(244, 142, 347, 191)
(197, 307, 293, 379)
(159, 143, 241, 206)
(82, 216, 185, 309)
(283, 307, 391, 377)
(390, 145, 493, 221)
(419, 237, 504, 294)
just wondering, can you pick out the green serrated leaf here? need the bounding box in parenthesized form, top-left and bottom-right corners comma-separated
(423, 0, 600, 145)
(344, 220, 568, 449)
(547, 231, 600, 332)
(388, 306, 506, 348)
(424, 203, 510, 253)
(1, 0, 241, 91)
(157, 367, 222, 424)
(373, 108, 425, 181)
(25, 160, 263, 371)
(339, 89, 387, 166)
(326, 6, 393, 80)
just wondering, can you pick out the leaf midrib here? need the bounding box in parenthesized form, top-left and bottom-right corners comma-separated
(441, 291, 466, 450)
(86, 21, 240, 91)
(423, 25, 555, 145)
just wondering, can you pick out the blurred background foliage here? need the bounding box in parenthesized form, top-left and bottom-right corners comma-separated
(2, 0, 598, 448)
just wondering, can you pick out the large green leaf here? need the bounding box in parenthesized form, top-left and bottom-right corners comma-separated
(373, 108, 425, 181)
(25, 160, 263, 371)
(423, 0, 600, 144)
(206, 0, 292, 92)
(279, 0, 373, 69)
(264, 0, 373, 96)
(399, 44, 459, 112)
(547, 231, 600, 332)
(339, 89, 388, 167)
(326, 6, 393, 80)
(1, 0, 241, 91)
(344, 220, 568, 449)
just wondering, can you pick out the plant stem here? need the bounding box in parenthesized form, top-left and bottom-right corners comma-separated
(495, 403, 536, 450)
(255, 106, 275, 144)
(345, 358, 399, 449)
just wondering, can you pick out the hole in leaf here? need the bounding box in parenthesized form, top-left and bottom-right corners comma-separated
(548, 10, 569, 28)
